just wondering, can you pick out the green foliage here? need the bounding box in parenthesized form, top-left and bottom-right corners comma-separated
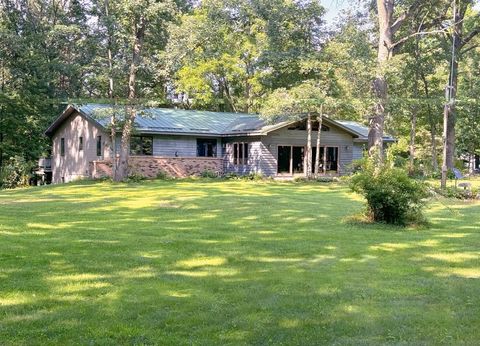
(350, 157, 429, 225)
(0, 156, 31, 189)
(156, 170, 172, 180)
(200, 170, 218, 178)
(224, 172, 266, 181)
(126, 173, 146, 183)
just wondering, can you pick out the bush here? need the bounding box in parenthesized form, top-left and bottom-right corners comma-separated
(0, 156, 31, 189)
(433, 186, 480, 200)
(156, 171, 171, 180)
(200, 170, 218, 178)
(126, 173, 146, 183)
(349, 158, 429, 225)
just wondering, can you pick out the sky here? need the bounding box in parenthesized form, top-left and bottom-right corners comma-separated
(319, 0, 351, 23)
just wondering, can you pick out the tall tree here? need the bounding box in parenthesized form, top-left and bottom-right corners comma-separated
(440, 0, 480, 187)
(369, 0, 447, 160)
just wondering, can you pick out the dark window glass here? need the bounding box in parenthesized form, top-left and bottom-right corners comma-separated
(197, 139, 217, 157)
(232, 142, 249, 166)
(60, 138, 65, 157)
(233, 143, 238, 164)
(79, 136, 83, 151)
(96, 136, 102, 156)
(130, 136, 153, 155)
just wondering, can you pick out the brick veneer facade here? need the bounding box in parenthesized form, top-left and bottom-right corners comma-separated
(90, 156, 224, 179)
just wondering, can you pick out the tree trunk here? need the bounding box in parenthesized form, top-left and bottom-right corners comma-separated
(104, 0, 118, 181)
(430, 121, 438, 172)
(116, 15, 146, 181)
(409, 106, 417, 175)
(441, 5, 462, 188)
(306, 113, 312, 179)
(314, 106, 323, 177)
(369, 0, 394, 160)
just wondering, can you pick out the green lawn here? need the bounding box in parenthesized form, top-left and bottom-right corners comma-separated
(1, 180, 480, 345)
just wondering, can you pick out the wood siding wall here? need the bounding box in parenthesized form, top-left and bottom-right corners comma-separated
(260, 124, 355, 175)
(52, 111, 111, 183)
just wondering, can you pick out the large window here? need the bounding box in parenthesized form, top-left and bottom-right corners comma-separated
(197, 139, 217, 157)
(130, 136, 153, 156)
(96, 136, 102, 156)
(60, 138, 65, 157)
(232, 142, 249, 165)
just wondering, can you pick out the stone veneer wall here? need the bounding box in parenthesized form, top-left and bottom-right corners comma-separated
(90, 156, 224, 179)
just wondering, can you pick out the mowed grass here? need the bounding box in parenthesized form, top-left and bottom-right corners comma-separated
(1, 179, 480, 345)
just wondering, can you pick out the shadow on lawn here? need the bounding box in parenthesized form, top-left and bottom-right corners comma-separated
(0, 180, 480, 344)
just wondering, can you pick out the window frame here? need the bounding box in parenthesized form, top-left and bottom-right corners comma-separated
(130, 135, 153, 156)
(231, 142, 249, 166)
(96, 135, 102, 157)
(196, 138, 217, 158)
(60, 137, 65, 157)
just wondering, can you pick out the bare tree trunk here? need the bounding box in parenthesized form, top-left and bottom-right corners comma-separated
(430, 121, 438, 171)
(314, 105, 323, 177)
(116, 15, 146, 181)
(104, 0, 118, 181)
(369, 0, 394, 161)
(306, 113, 312, 179)
(409, 107, 417, 175)
(441, 4, 462, 189)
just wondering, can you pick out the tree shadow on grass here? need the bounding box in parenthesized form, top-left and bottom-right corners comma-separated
(0, 181, 479, 344)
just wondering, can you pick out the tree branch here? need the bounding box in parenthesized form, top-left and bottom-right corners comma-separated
(391, 0, 422, 34)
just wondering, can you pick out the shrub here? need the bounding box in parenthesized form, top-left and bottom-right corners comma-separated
(244, 172, 265, 181)
(200, 170, 217, 178)
(126, 173, 146, 183)
(156, 171, 171, 180)
(349, 158, 429, 225)
(0, 156, 31, 189)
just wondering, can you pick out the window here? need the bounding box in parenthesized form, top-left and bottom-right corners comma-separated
(287, 120, 330, 131)
(79, 136, 83, 151)
(96, 136, 102, 156)
(130, 136, 153, 156)
(197, 139, 217, 157)
(60, 138, 65, 157)
(232, 142, 248, 165)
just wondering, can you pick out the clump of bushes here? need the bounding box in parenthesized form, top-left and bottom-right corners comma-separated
(0, 156, 31, 189)
(349, 157, 429, 225)
(156, 171, 172, 180)
(224, 172, 266, 181)
(432, 186, 480, 200)
(126, 173, 146, 183)
(294, 176, 339, 183)
(200, 170, 218, 178)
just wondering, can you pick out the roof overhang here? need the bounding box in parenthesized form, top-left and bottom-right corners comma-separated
(44, 105, 106, 138)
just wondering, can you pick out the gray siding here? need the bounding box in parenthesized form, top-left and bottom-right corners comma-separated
(223, 139, 275, 175)
(115, 135, 221, 158)
(261, 123, 355, 175)
(353, 143, 366, 161)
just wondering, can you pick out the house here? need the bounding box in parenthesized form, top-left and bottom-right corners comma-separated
(44, 104, 395, 183)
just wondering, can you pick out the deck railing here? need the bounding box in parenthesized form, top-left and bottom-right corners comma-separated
(38, 157, 52, 171)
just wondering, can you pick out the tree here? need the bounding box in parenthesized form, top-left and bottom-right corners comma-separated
(166, 0, 325, 113)
(440, 0, 480, 188)
(369, 0, 448, 161)
(261, 81, 332, 179)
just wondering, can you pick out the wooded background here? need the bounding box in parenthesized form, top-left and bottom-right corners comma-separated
(0, 0, 479, 179)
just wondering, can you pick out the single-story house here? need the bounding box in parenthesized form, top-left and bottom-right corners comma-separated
(44, 104, 395, 183)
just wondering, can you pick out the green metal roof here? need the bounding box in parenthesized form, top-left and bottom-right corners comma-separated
(78, 104, 266, 136)
(46, 104, 395, 142)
